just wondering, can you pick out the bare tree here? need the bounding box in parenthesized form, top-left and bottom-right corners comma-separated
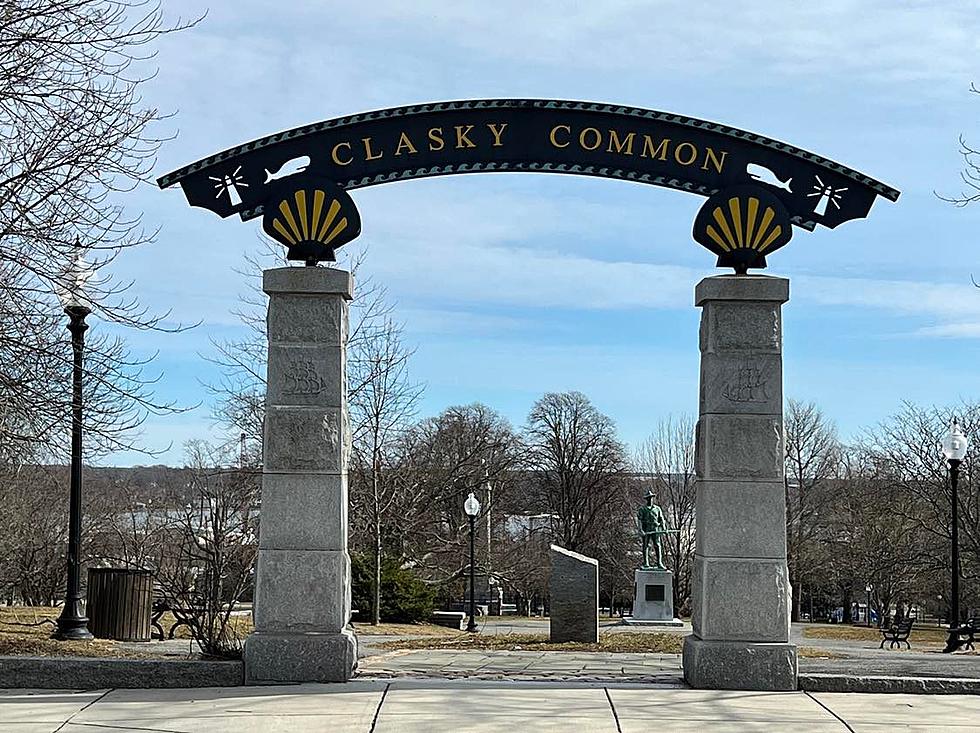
(784, 399, 841, 622)
(156, 440, 259, 658)
(395, 403, 520, 587)
(0, 1, 197, 461)
(0, 464, 67, 604)
(524, 392, 628, 553)
(634, 415, 697, 613)
(861, 402, 980, 623)
(937, 83, 980, 208)
(348, 318, 422, 625)
(206, 244, 408, 458)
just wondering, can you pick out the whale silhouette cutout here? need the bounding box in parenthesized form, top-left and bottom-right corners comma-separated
(746, 163, 792, 193)
(264, 155, 311, 184)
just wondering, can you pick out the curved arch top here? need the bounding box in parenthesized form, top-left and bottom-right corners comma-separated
(157, 98, 898, 231)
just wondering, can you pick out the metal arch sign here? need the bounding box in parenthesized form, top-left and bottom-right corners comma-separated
(157, 98, 899, 269)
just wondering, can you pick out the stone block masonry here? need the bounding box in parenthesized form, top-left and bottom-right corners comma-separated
(549, 545, 599, 643)
(244, 267, 356, 684)
(683, 275, 798, 691)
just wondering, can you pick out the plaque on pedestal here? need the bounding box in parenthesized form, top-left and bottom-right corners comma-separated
(625, 568, 683, 627)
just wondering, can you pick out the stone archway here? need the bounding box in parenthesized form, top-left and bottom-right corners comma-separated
(156, 98, 897, 688)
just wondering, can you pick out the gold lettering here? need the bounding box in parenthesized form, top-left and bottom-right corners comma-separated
(674, 142, 697, 166)
(549, 124, 571, 148)
(579, 127, 602, 151)
(607, 129, 635, 155)
(331, 141, 353, 166)
(455, 125, 477, 149)
(394, 132, 418, 156)
(428, 127, 445, 151)
(640, 135, 670, 160)
(702, 147, 728, 173)
(362, 137, 383, 161)
(487, 123, 508, 147)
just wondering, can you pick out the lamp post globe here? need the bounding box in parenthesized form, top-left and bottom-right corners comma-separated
(463, 492, 481, 633)
(53, 247, 94, 641)
(942, 419, 969, 653)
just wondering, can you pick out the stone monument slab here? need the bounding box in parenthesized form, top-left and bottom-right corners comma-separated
(549, 545, 598, 644)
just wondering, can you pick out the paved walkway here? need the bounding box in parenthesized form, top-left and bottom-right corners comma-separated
(7, 681, 980, 731)
(359, 646, 980, 683)
(360, 649, 685, 682)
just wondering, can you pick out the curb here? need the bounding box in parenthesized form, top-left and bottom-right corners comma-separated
(0, 656, 243, 689)
(800, 673, 980, 695)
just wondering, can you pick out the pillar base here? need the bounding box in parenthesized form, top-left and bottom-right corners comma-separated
(683, 635, 797, 691)
(244, 629, 356, 683)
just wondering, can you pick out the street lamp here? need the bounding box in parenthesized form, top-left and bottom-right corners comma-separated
(941, 419, 969, 653)
(463, 491, 481, 633)
(53, 248, 94, 640)
(865, 584, 873, 627)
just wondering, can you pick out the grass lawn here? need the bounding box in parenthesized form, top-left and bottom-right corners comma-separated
(0, 606, 253, 658)
(352, 621, 458, 636)
(802, 623, 949, 646)
(379, 631, 839, 659)
(0, 606, 160, 658)
(381, 631, 685, 654)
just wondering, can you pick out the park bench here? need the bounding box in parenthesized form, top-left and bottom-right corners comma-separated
(954, 617, 980, 651)
(150, 599, 202, 640)
(879, 618, 914, 650)
(431, 611, 467, 630)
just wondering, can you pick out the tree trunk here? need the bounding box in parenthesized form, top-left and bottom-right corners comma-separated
(792, 578, 802, 623)
(372, 519, 381, 626)
(371, 446, 382, 626)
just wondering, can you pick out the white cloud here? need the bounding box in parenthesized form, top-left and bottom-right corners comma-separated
(199, 0, 980, 87)
(911, 322, 980, 339)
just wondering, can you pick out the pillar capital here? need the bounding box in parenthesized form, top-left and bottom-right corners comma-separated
(695, 275, 789, 306)
(263, 266, 354, 299)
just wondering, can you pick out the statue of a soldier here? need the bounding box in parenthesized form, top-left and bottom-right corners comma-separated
(637, 491, 676, 570)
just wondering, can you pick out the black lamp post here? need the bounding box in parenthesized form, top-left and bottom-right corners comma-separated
(464, 491, 481, 633)
(54, 250, 94, 640)
(865, 584, 873, 627)
(942, 419, 968, 654)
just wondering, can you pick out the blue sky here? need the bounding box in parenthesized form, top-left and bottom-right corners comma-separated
(103, 1, 980, 465)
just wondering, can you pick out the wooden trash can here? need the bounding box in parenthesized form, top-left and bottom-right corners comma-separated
(86, 568, 153, 641)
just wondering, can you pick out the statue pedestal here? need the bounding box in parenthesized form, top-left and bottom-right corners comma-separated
(624, 568, 683, 627)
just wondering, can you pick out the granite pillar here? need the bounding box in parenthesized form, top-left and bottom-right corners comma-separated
(244, 267, 356, 683)
(549, 545, 599, 643)
(683, 275, 798, 691)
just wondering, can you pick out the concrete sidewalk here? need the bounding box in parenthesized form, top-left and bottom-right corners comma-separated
(7, 681, 980, 732)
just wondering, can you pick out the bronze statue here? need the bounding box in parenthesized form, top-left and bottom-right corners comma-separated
(637, 491, 677, 570)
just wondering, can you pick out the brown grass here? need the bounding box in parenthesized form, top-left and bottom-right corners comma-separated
(803, 624, 948, 645)
(0, 606, 254, 658)
(381, 633, 847, 658)
(380, 632, 686, 654)
(0, 606, 164, 658)
(352, 621, 457, 637)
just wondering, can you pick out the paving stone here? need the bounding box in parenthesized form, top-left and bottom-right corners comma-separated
(0, 689, 107, 723)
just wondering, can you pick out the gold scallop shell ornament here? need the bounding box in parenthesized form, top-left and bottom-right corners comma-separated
(692, 185, 793, 274)
(262, 178, 361, 264)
